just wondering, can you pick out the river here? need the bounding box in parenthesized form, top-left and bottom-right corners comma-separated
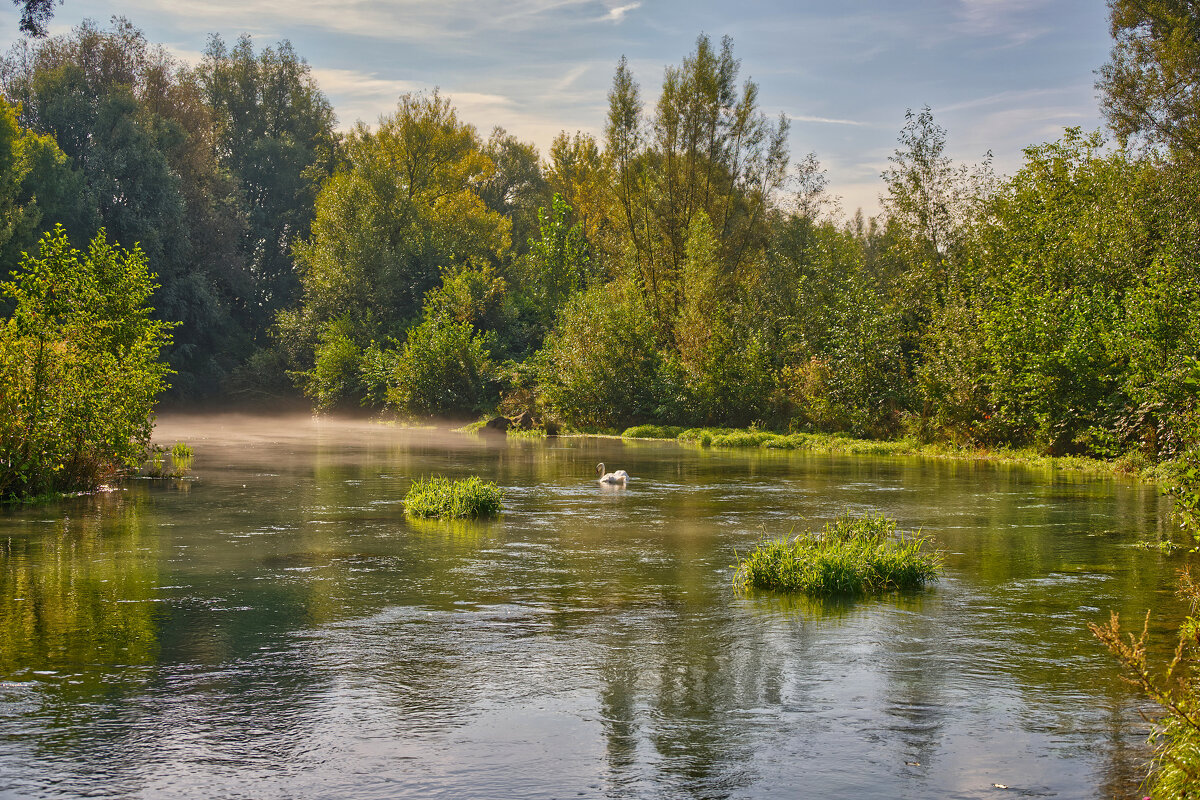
(0, 414, 1184, 798)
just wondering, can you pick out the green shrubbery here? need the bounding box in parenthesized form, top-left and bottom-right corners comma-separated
(733, 513, 941, 596)
(0, 227, 173, 500)
(403, 475, 503, 518)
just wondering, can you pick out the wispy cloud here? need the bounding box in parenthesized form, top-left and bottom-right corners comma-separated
(601, 2, 640, 23)
(954, 0, 1053, 46)
(790, 114, 871, 127)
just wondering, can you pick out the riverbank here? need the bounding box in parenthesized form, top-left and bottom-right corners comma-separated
(618, 424, 1173, 483)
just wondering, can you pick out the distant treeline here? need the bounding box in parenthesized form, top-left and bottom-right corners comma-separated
(1, 5, 1199, 461)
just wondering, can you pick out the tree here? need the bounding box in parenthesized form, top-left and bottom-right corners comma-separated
(11, 0, 58, 37)
(197, 34, 339, 329)
(604, 35, 790, 335)
(0, 226, 172, 499)
(1099, 0, 1200, 157)
(285, 90, 509, 407)
(1, 19, 249, 396)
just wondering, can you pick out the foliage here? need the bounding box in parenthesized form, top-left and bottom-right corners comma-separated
(404, 475, 503, 518)
(1099, 0, 1200, 158)
(733, 513, 941, 596)
(1, 19, 248, 396)
(386, 314, 495, 418)
(197, 34, 339, 329)
(535, 279, 663, 430)
(0, 227, 172, 500)
(1091, 570, 1200, 799)
(517, 193, 591, 347)
(605, 34, 789, 334)
(286, 90, 509, 404)
(622, 424, 684, 439)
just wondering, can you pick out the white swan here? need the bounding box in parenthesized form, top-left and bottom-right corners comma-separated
(596, 462, 629, 484)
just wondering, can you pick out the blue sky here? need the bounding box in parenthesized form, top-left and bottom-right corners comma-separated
(0, 0, 1114, 216)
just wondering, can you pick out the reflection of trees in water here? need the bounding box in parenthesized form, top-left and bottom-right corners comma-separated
(0, 490, 163, 795)
(0, 491, 160, 686)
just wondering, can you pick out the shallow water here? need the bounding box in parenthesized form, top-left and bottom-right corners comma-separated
(0, 414, 1186, 799)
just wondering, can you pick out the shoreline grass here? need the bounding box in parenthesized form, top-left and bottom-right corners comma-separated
(733, 513, 942, 596)
(404, 475, 503, 518)
(620, 425, 1168, 482)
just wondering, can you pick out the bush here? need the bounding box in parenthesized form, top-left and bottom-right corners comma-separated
(387, 316, 496, 417)
(0, 227, 173, 500)
(733, 513, 941, 596)
(404, 475, 503, 518)
(535, 280, 663, 430)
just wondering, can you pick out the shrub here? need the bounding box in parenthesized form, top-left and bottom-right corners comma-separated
(535, 280, 663, 430)
(733, 513, 941, 596)
(404, 475, 503, 518)
(0, 227, 173, 500)
(387, 316, 496, 418)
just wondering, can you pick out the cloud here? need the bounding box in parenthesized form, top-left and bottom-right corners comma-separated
(601, 2, 640, 22)
(789, 114, 871, 128)
(954, 0, 1054, 46)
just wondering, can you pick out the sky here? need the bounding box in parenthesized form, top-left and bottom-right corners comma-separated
(0, 0, 1115, 217)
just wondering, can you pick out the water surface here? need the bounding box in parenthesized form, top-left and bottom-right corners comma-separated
(0, 415, 1184, 799)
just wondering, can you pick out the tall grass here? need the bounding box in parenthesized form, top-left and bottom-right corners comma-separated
(404, 475, 503, 518)
(733, 513, 941, 596)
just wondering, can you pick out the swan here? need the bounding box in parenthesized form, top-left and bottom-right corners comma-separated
(596, 462, 629, 484)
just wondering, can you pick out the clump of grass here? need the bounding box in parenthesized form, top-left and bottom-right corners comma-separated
(733, 513, 942, 596)
(404, 475, 503, 518)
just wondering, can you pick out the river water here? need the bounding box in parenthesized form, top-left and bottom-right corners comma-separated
(0, 415, 1186, 799)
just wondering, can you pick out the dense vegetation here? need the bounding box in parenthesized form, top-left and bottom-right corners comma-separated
(0, 226, 172, 500)
(733, 513, 941, 596)
(0, 16, 1196, 475)
(403, 475, 503, 519)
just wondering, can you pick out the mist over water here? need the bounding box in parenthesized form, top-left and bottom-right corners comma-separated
(0, 414, 1182, 799)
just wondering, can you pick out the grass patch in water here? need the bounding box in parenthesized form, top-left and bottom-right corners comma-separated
(404, 475, 503, 518)
(733, 513, 941, 596)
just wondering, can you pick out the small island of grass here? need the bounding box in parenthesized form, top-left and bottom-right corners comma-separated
(404, 475, 503, 519)
(733, 513, 941, 596)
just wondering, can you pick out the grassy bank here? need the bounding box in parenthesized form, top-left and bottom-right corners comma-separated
(404, 476, 503, 518)
(733, 513, 942, 596)
(621, 425, 1169, 481)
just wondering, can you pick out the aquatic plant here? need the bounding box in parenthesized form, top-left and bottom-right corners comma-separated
(142, 442, 194, 479)
(404, 475, 503, 518)
(733, 513, 941, 596)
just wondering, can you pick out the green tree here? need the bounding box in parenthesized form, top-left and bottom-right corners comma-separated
(197, 34, 339, 328)
(1, 19, 249, 396)
(1099, 0, 1200, 157)
(604, 35, 790, 334)
(286, 90, 509, 407)
(0, 226, 172, 499)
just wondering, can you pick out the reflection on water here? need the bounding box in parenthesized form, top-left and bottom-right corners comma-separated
(0, 413, 1184, 799)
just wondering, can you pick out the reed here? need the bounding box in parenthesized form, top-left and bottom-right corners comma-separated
(404, 475, 503, 518)
(733, 513, 941, 596)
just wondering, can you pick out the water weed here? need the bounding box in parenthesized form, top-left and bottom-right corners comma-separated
(733, 513, 941, 596)
(404, 475, 503, 518)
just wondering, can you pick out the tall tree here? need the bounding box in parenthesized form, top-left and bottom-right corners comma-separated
(197, 35, 338, 331)
(604, 35, 789, 334)
(0, 19, 249, 395)
(284, 91, 509, 406)
(1099, 0, 1200, 157)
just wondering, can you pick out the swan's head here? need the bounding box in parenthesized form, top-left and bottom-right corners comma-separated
(596, 462, 605, 475)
